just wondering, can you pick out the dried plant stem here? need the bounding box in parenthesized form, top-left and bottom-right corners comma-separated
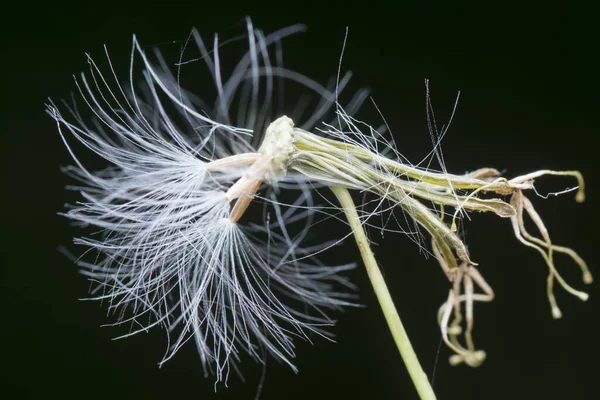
(331, 186, 436, 400)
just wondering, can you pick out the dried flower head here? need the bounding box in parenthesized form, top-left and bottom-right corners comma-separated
(49, 17, 590, 396)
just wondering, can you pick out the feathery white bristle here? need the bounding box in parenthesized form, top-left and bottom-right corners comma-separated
(48, 17, 366, 384)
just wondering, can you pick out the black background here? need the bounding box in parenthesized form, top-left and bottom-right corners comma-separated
(2, 1, 598, 399)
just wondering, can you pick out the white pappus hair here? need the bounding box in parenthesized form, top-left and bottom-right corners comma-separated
(47, 18, 364, 384)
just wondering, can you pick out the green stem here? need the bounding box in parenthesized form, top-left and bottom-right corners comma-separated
(331, 186, 437, 400)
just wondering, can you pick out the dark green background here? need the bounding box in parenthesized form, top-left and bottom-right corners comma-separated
(2, 1, 598, 399)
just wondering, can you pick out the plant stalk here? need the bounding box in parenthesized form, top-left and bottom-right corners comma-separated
(331, 186, 436, 400)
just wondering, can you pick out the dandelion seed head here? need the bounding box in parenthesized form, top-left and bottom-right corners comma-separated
(50, 16, 590, 391)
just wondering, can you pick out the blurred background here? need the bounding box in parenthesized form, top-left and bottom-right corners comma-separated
(2, 1, 598, 399)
